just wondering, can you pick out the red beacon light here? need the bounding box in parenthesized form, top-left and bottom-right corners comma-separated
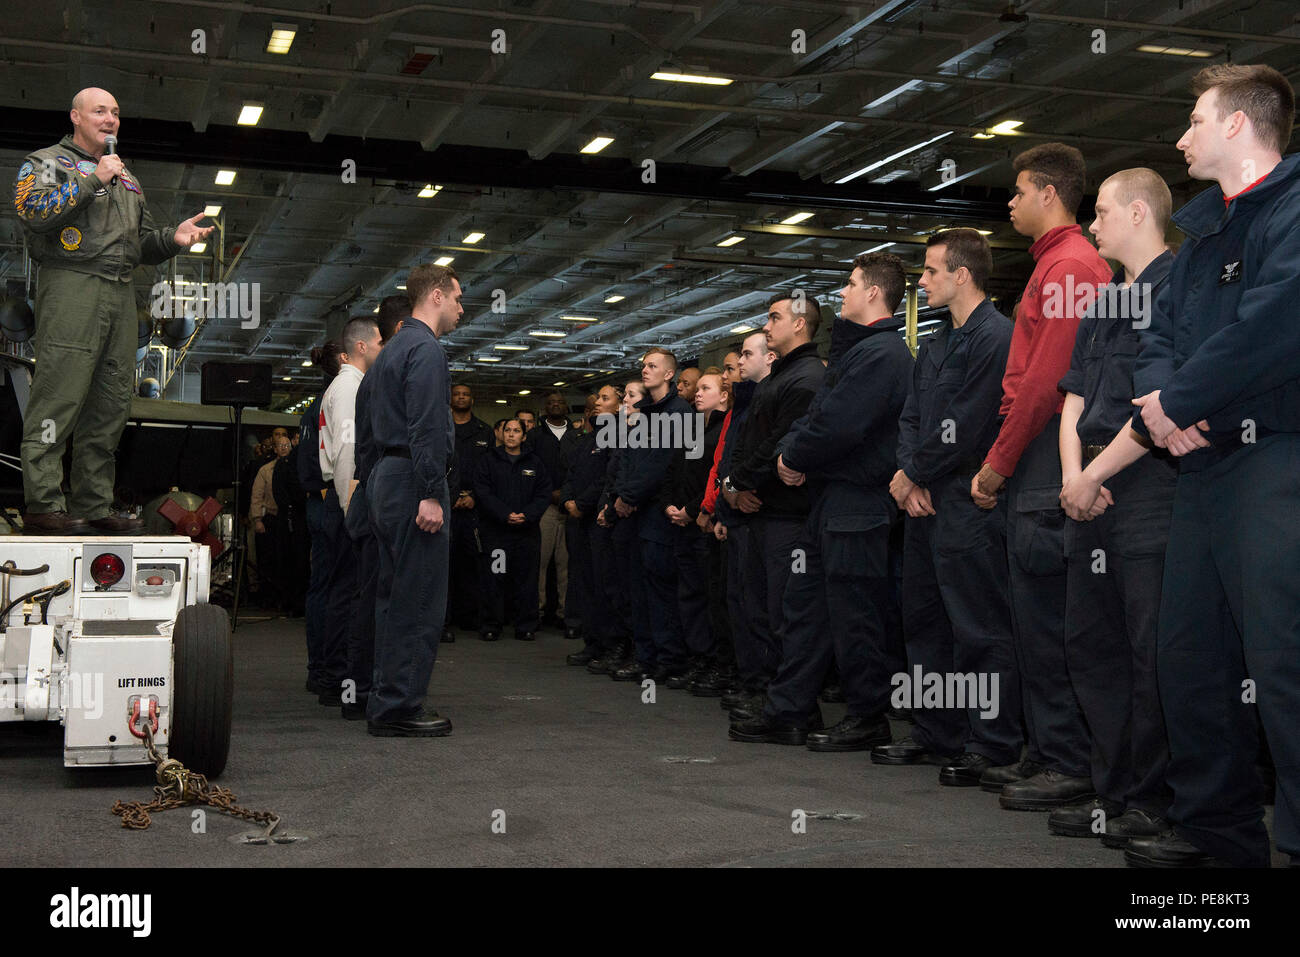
(90, 553, 126, 588)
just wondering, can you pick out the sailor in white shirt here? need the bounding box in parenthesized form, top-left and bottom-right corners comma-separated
(321, 316, 384, 511)
(315, 315, 384, 713)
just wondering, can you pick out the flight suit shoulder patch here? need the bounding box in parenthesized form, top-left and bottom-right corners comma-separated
(55, 155, 75, 170)
(120, 173, 140, 194)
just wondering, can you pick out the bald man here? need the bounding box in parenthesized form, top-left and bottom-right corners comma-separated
(13, 88, 211, 533)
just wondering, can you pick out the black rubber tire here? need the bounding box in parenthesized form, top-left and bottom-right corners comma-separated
(168, 603, 233, 778)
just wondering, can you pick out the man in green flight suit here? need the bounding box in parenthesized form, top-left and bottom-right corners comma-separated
(13, 87, 212, 533)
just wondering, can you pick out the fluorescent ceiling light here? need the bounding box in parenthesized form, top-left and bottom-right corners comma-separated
(301, 360, 312, 367)
(580, 135, 614, 154)
(780, 212, 814, 225)
(418, 184, 442, 198)
(530, 330, 566, 338)
(835, 131, 953, 184)
(434, 256, 454, 267)
(237, 104, 263, 126)
(729, 324, 754, 334)
(865, 79, 921, 110)
(650, 70, 732, 86)
(267, 24, 296, 54)
(462, 231, 485, 244)
(560, 315, 597, 322)
(987, 120, 1023, 135)
(604, 294, 625, 303)
(976, 229, 993, 236)
(518, 389, 531, 396)
(203, 204, 222, 217)
(495, 399, 507, 404)
(282, 376, 291, 381)
(552, 381, 567, 386)
(716, 235, 745, 247)
(214, 169, 236, 186)
(189, 242, 207, 254)
(395, 284, 406, 290)
(1137, 44, 1213, 57)
(478, 356, 502, 363)
(860, 242, 894, 255)
(583, 373, 597, 378)
(870, 170, 909, 184)
(972, 132, 996, 139)
(495, 344, 529, 351)
(373, 306, 379, 313)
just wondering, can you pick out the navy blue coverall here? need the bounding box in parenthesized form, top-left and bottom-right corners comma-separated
(1131, 154, 1300, 867)
(896, 298, 1021, 763)
(762, 316, 912, 725)
(364, 319, 455, 723)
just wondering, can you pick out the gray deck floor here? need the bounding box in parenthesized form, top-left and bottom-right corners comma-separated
(0, 613, 1281, 867)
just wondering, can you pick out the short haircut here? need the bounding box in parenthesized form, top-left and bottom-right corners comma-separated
(742, 330, 770, 354)
(1100, 168, 1172, 234)
(766, 291, 822, 339)
(451, 383, 472, 394)
(310, 340, 344, 381)
(514, 408, 535, 419)
(851, 251, 910, 311)
(340, 315, 380, 354)
(924, 231, 992, 293)
(1013, 142, 1088, 217)
(1192, 63, 1295, 154)
(642, 347, 678, 373)
(407, 263, 459, 309)
(377, 295, 410, 342)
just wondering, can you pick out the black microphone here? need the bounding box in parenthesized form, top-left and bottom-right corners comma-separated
(103, 134, 118, 185)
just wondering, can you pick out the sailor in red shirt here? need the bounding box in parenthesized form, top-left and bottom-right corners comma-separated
(973, 144, 1113, 809)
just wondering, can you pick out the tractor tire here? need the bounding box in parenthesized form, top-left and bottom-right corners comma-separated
(168, 602, 233, 778)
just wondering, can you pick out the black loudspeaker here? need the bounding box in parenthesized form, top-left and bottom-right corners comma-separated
(200, 361, 273, 408)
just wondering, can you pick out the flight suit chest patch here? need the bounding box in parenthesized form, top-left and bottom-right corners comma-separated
(59, 227, 82, 250)
(522, 469, 536, 476)
(76, 159, 96, 175)
(1219, 260, 1242, 284)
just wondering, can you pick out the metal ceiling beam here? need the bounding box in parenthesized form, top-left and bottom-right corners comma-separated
(736, 222, 1027, 250)
(0, 38, 1186, 150)
(0, 106, 1010, 219)
(525, 0, 741, 161)
(961, 6, 1300, 46)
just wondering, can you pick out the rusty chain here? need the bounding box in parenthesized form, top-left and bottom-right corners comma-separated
(111, 721, 281, 840)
